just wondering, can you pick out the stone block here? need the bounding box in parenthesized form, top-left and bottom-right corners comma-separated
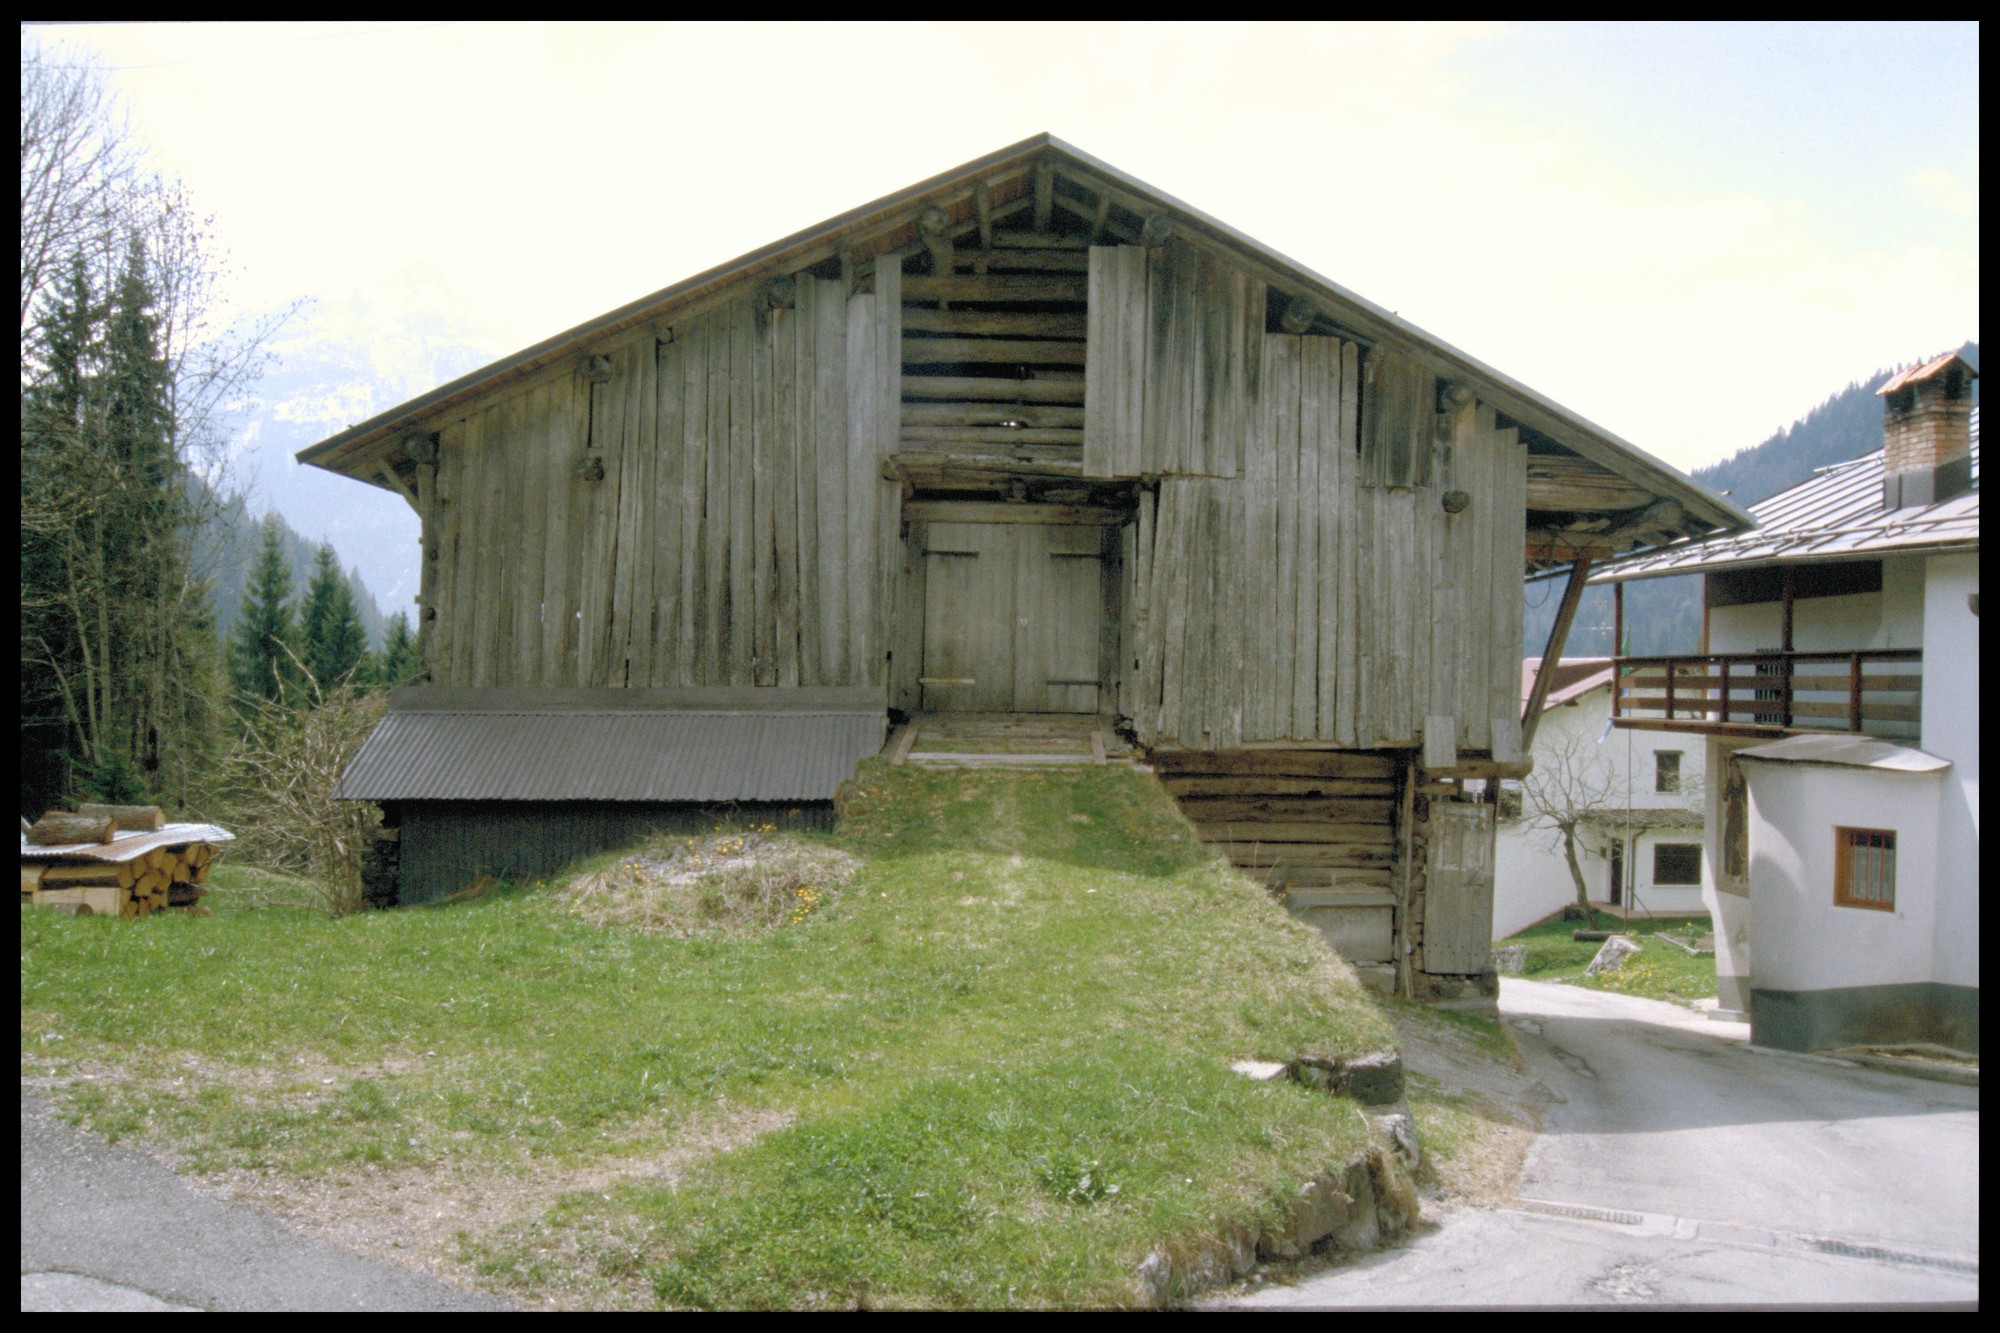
(1585, 935, 1643, 976)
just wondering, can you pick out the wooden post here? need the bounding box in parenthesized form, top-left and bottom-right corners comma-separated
(973, 180, 994, 253)
(1611, 579, 1625, 723)
(1718, 656, 1731, 727)
(1848, 651, 1864, 733)
(1780, 566, 1796, 728)
(919, 206, 954, 277)
(1520, 555, 1593, 749)
(1664, 655, 1676, 722)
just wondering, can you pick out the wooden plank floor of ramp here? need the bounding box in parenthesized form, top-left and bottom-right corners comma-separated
(884, 713, 1132, 768)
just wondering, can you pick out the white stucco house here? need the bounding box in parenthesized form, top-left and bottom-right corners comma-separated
(1595, 352, 1978, 1054)
(1493, 657, 1708, 939)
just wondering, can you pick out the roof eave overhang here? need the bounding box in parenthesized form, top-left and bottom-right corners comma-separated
(1591, 535, 1981, 584)
(296, 132, 1751, 535)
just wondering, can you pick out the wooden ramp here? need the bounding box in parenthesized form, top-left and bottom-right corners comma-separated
(886, 712, 1130, 769)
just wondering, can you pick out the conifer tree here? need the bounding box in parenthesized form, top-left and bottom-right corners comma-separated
(300, 543, 368, 693)
(230, 521, 303, 704)
(378, 611, 420, 689)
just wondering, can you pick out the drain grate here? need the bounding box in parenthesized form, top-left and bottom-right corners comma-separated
(1512, 1199, 1644, 1227)
(1801, 1236, 1979, 1275)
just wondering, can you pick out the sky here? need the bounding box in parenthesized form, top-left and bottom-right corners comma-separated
(26, 21, 1981, 479)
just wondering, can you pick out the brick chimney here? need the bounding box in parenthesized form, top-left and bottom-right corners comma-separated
(1877, 351, 1977, 510)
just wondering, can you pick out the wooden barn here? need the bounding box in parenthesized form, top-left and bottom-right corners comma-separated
(304, 135, 1747, 995)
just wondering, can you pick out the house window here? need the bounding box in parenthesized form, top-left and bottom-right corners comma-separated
(1835, 828, 1896, 911)
(1655, 751, 1682, 794)
(1653, 843, 1701, 885)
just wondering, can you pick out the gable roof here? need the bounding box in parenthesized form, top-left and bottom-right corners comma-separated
(296, 133, 1748, 538)
(1593, 411, 1979, 583)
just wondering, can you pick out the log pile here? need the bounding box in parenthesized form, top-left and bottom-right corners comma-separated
(20, 805, 228, 918)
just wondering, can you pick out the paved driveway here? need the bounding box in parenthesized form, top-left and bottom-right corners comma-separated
(1217, 978, 1979, 1307)
(20, 1088, 516, 1312)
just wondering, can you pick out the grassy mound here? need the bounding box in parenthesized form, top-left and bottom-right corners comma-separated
(559, 829, 860, 936)
(22, 761, 1392, 1309)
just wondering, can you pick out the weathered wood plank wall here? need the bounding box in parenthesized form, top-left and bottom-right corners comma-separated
(1108, 238, 1527, 751)
(426, 275, 902, 690)
(1083, 240, 1258, 480)
(422, 232, 1521, 762)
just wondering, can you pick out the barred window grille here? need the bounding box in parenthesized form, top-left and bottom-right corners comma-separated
(1753, 651, 1785, 722)
(1834, 827, 1896, 910)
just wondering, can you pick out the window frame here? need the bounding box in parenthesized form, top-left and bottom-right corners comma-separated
(1833, 826, 1897, 911)
(1654, 750, 1683, 794)
(1651, 841, 1702, 886)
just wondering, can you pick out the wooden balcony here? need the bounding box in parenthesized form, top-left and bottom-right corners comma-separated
(1611, 649, 1923, 740)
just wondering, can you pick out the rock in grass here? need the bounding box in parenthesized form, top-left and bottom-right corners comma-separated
(1585, 935, 1643, 975)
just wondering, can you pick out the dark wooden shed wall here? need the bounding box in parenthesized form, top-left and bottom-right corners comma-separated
(395, 800, 836, 905)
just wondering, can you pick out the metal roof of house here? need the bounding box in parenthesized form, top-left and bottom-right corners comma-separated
(337, 687, 885, 802)
(1520, 656, 1614, 712)
(1593, 412, 1979, 583)
(1734, 734, 1951, 773)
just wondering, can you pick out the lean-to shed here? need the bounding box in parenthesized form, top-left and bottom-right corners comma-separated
(304, 134, 1746, 993)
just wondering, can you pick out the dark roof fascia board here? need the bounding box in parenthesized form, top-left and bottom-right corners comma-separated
(298, 133, 1749, 534)
(386, 685, 887, 714)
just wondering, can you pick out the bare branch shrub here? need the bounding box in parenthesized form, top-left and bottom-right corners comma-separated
(225, 670, 386, 916)
(1518, 726, 1620, 919)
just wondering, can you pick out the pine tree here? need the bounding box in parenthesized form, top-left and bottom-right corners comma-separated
(21, 237, 205, 805)
(300, 543, 368, 694)
(20, 254, 100, 807)
(378, 611, 420, 689)
(101, 236, 183, 780)
(230, 520, 303, 705)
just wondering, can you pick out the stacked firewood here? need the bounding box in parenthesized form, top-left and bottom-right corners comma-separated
(20, 804, 222, 918)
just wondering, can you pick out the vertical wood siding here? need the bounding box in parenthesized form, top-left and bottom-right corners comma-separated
(419, 237, 1521, 762)
(1127, 327, 1524, 753)
(424, 275, 900, 691)
(1084, 241, 1260, 479)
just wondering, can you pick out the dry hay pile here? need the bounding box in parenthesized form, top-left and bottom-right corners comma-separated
(559, 828, 860, 937)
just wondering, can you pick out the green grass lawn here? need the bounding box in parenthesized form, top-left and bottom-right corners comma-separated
(1497, 911, 1717, 1005)
(21, 762, 1393, 1309)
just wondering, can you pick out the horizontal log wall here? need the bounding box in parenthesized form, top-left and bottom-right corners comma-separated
(426, 273, 901, 689)
(1155, 748, 1402, 891)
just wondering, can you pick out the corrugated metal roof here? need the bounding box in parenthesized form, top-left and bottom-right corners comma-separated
(20, 824, 236, 863)
(338, 690, 886, 802)
(1594, 413, 1978, 583)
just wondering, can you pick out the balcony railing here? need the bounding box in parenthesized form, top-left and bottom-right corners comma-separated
(1610, 649, 1923, 740)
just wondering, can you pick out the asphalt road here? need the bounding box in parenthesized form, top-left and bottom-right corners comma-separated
(1215, 978, 1980, 1308)
(20, 1088, 517, 1312)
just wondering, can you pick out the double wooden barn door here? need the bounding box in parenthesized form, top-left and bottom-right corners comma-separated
(920, 521, 1113, 714)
